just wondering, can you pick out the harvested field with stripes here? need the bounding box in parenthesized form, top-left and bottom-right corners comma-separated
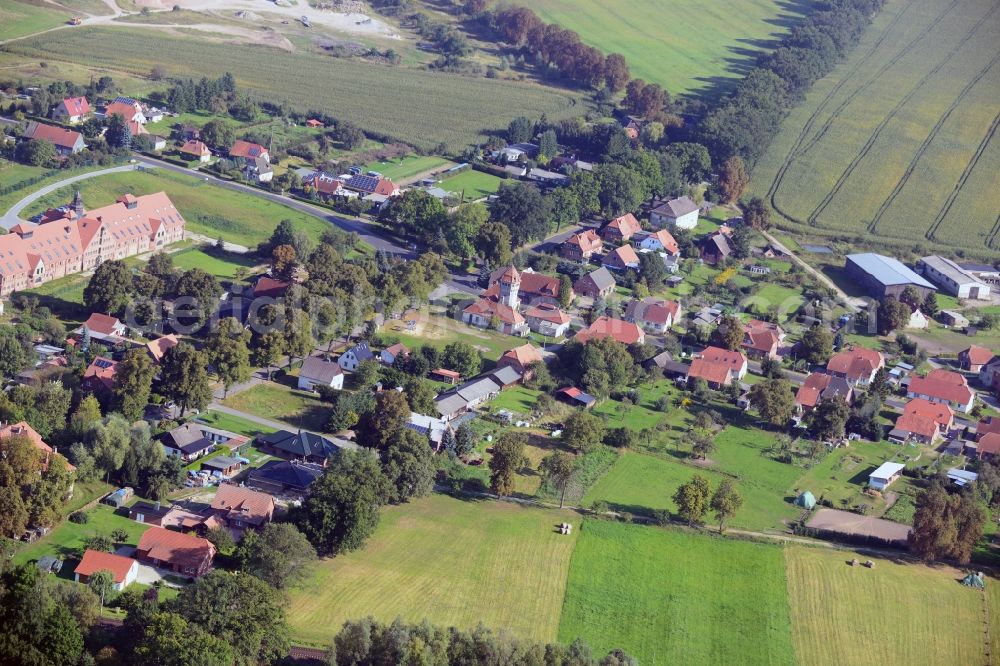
(753, 0, 1000, 255)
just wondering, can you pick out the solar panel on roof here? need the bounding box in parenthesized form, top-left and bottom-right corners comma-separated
(95, 359, 114, 369)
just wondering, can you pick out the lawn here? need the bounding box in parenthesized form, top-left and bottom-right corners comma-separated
(489, 386, 542, 414)
(439, 169, 506, 201)
(62, 480, 114, 516)
(286, 494, 579, 646)
(6, 26, 584, 152)
(531, 0, 818, 97)
(221, 382, 330, 432)
(558, 520, 795, 665)
(590, 380, 683, 432)
(363, 155, 454, 183)
(752, 0, 1000, 256)
(169, 246, 261, 280)
(747, 284, 806, 322)
(196, 410, 277, 438)
(381, 310, 519, 361)
(14, 504, 152, 566)
(785, 545, 996, 665)
(0, 163, 109, 214)
(20, 168, 341, 249)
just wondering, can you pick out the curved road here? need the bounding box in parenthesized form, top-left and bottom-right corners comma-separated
(0, 152, 481, 294)
(0, 163, 139, 228)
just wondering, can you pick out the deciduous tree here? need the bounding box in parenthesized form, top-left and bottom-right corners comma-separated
(235, 523, 316, 589)
(540, 451, 575, 508)
(160, 343, 212, 416)
(673, 474, 711, 525)
(84, 260, 134, 316)
(710, 479, 743, 533)
(113, 348, 156, 421)
(748, 378, 796, 427)
(717, 155, 749, 203)
(562, 411, 605, 454)
(293, 451, 391, 555)
(489, 432, 528, 497)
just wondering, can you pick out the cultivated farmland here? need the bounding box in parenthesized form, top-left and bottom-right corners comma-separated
(754, 0, 1000, 255)
(4, 27, 584, 152)
(785, 546, 996, 666)
(530, 0, 819, 97)
(286, 494, 579, 646)
(558, 520, 796, 665)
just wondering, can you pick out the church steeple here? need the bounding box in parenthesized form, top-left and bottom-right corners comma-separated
(72, 189, 84, 218)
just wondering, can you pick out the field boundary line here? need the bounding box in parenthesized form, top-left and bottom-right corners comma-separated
(869, 48, 1000, 234)
(791, 0, 955, 161)
(808, 4, 999, 225)
(766, 0, 932, 226)
(928, 105, 1000, 242)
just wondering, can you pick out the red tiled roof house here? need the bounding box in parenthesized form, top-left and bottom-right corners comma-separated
(21, 121, 86, 156)
(136, 526, 215, 577)
(74, 549, 138, 591)
(561, 230, 603, 261)
(496, 343, 543, 379)
(906, 369, 975, 413)
(826, 346, 885, 387)
(959, 345, 994, 372)
(624, 297, 681, 334)
(52, 96, 91, 124)
(601, 213, 642, 242)
(575, 316, 645, 345)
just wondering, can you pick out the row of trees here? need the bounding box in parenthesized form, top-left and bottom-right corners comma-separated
(329, 616, 637, 666)
(489, 5, 631, 91)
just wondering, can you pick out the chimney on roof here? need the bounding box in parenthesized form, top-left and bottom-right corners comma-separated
(72, 189, 84, 218)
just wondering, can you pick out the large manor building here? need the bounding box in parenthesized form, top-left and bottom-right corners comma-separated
(0, 191, 186, 296)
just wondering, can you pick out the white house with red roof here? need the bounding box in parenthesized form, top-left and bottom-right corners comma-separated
(0, 420, 66, 472)
(75, 550, 138, 591)
(21, 121, 86, 156)
(890, 398, 953, 445)
(524, 302, 571, 338)
(907, 369, 975, 413)
(0, 191, 185, 297)
(687, 357, 733, 388)
(51, 96, 91, 124)
(104, 98, 145, 125)
(624, 297, 681, 333)
(638, 229, 680, 255)
(826, 346, 885, 387)
(574, 316, 644, 345)
(79, 313, 127, 342)
(463, 266, 528, 335)
(179, 140, 212, 163)
(696, 346, 748, 380)
(485, 266, 566, 306)
(742, 320, 785, 360)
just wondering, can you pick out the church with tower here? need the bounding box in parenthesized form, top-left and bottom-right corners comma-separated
(461, 265, 573, 337)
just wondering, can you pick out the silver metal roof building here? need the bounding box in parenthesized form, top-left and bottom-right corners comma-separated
(917, 255, 990, 299)
(845, 253, 935, 299)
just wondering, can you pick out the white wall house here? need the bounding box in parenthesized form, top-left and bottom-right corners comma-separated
(650, 196, 699, 230)
(338, 342, 374, 371)
(297, 356, 344, 391)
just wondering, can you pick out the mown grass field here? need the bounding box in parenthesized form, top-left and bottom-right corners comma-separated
(531, 0, 818, 97)
(439, 169, 505, 200)
(5, 26, 585, 151)
(197, 410, 277, 437)
(221, 382, 330, 432)
(286, 494, 579, 646)
(754, 0, 1000, 255)
(558, 520, 796, 665)
(20, 168, 338, 248)
(0, 0, 67, 41)
(785, 546, 995, 666)
(363, 155, 454, 182)
(169, 246, 261, 280)
(14, 504, 151, 566)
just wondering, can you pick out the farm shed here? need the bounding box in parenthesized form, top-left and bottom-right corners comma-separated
(869, 462, 905, 491)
